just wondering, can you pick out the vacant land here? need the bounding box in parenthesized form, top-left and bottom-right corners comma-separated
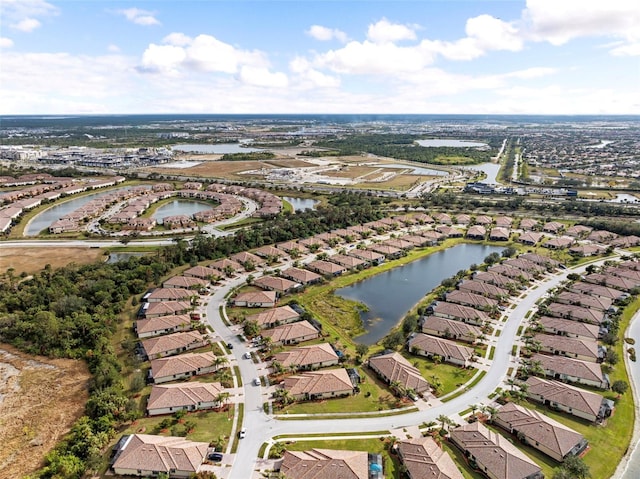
(0, 344, 90, 479)
(0, 247, 105, 275)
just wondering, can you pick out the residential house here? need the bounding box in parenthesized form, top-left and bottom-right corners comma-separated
(143, 288, 195, 303)
(183, 265, 222, 281)
(534, 333, 604, 363)
(542, 221, 565, 234)
(466, 225, 487, 240)
(246, 305, 300, 329)
(458, 280, 510, 300)
(368, 244, 403, 259)
(421, 316, 482, 344)
(233, 290, 277, 308)
(141, 331, 208, 360)
(569, 282, 625, 302)
(569, 244, 607, 257)
(230, 251, 266, 269)
(283, 369, 355, 401)
(587, 230, 618, 243)
(262, 320, 320, 346)
(455, 214, 472, 225)
(518, 253, 561, 270)
(489, 227, 510, 241)
(429, 301, 491, 326)
(280, 449, 369, 479)
(488, 264, 533, 282)
(383, 238, 415, 251)
(495, 216, 514, 228)
(565, 225, 593, 238)
(518, 231, 544, 246)
(450, 422, 543, 479)
(273, 342, 339, 370)
(348, 248, 386, 265)
(525, 376, 614, 422)
(472, 271, 519, 289)
(503, 258, 548, 275)
(554, 291, 613, 312)
(146, 382, 223, 416)
(281, 267, 323, 285)
(531, 353, 609, 389)
(494, 402, 587, 462)
(149, 352, 216, 384)
(536, 316, 600, 342)
(368, 351, 430, 394)
(277, 241, 309, 256)
(546, 302, 605, 325)
(209, 258, 243, 274)
(111, 434, 209, 478)
(408, 333, 475, 367)
(307, 259, 348, 276)
(519, 218, 539, 231)
(436, 225, 465, 238)
(163, 276, 208, 290)
(420, 229, 446, 242)
(328, 254, 367, 270)
(543, 236, 575, 250)
(254, 245, 287, 260)
(584, 273, 639, 292)
(135, 314, 193, 339)
(140, 301, 191, 319)
(445, 290, 498, 309)
(253, 275, 301, 295)
(611, 235, 640, 248)
(396, 436, 464, 479)
(474, 215, 493, 226)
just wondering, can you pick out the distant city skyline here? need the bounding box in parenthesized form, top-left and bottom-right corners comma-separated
(1, 0, 639, 115)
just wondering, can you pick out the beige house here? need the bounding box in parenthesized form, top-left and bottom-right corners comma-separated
(281, 266, 322, 285)
(144, 288, 195, 303)
(458, 280, 509, 300)
(531, 353, 609, 389)
(135, 314, 193, 339)
(147, 382, 223, 416)
(445, 290, 498, 309)
(348, 248, 386, 265)
(546, 302, 605, 325)
(273, 342, 339, 370)
(368, 351, 430, 394)
(253, 275, 301, 294)
(246, 305, 300, 329)
(111, 434, 209, 478)
(262, 320, 320, 346)
(534, 334, 603, 363)
(396, 436, 464, 479)
(141, 301, 191, 319)
(141, 331, 208, 360)
(328, 254, 367, 270)
(233, 290, 277, 307)
(163, 275, 208, 290)
(494, 402, 587, 462)
(283, 368, 355, 401)
(307, 259, 348, 276)
(280, 449, 370, 479)
(230, 251, 266, 268)
(408, 333, 474, 368)
(536, 316, 600, 342)
(430, 301, 491, 326)
(150, 352, 216, 384)
(421, 316, 482, 344)
(525, 376, 614, 423)
(450, 422, 543, 479)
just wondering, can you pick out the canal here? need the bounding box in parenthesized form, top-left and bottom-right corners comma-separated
(337, 243, 504, 344)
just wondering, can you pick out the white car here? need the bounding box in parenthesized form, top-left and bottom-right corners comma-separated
(239, 428, 246, 439)
(253, 377, 261, 386)
(243, 351, 251, 359)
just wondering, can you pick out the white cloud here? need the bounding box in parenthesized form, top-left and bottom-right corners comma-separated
(522, 0, 640, 52)
(505, 67, 557, 79)
(465, 15, 523, 52)
(0, 37, 14, 48)
(163, 32, 193, 47)
(367, 18, 417, 43)
(107, 44, 120, 53)
(290, 57, 340, 89)
(117, 8, 161, 26)
(11, 17, 41, 32)
(239, 66, 288, 88)
(140, 44, 186, 74)
(610, 42, 640, 56)
(306, 25, 348, 43)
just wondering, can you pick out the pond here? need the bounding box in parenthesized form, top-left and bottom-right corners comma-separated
(416, 139, 489, 148)
(465, 162, 501, 184)
(337, 243, 505, 345)
(151, 200, 213, 224)
(172, 142, 263, 154)
(282, 196, 319, 212)
(25, 189, 127, 236)
(106, 252, 148, 263)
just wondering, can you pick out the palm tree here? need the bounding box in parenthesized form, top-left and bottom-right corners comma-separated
(213, 356, 229, 371)
(430, 375, 443, 394)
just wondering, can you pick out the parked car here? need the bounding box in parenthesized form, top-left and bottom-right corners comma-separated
(227, 342, 234, 349)
(253, 377, 261, 386)
(208, 452, 223, 462)
(243, 351, 251, 359)
(239, 428, 246, 439)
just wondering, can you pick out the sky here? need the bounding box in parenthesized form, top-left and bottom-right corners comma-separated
(1, 0, 639, 115)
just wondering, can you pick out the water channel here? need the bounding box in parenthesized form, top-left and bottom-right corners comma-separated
(151, 200, 213, 224)
(171, 143, 263, 154)
(25, 189, 127, 236)
(417, 139, 489, 148)
(282, 197, 319, 212)
(337, 243, 504, 345)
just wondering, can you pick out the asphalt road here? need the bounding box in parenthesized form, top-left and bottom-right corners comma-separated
(203, 254, 614, 479)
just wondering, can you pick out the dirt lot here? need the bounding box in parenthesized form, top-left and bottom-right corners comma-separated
(0, 247, 105, 275)
(0, 344, 90, 479)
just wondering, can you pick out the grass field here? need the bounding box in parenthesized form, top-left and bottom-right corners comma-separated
(151, 160, 270, 179)
(0, 247, 105, 274)
(406, 353, 477, 397)
(366, 174, 428, 191)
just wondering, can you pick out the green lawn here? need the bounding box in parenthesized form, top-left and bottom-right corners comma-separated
(280, 437, 400, 478)
(406, 353, 477, 396)
(277, 367, 409, 414)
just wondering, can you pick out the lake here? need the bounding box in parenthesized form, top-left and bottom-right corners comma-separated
(465, 162, 501, 184)
(152, 200, 213, 224)
(25, 189, 126, 236)
(282, 196, 319, 212)
(337, 243, 504, 345)
(417, 139, 489, 148)
(172, 143, 263, 154)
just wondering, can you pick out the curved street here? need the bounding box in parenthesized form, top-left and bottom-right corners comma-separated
(204, 253, 616, 479)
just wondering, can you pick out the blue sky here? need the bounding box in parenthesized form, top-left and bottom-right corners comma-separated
(1, 0, 639, 114)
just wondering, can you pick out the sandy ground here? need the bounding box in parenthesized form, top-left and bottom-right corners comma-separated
(0, 344, 90, 479)
(0, 247, 105, 275)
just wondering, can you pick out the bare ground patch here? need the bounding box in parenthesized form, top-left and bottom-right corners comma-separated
(0, 344, 90, 479)
(0, 247, 105, 275)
